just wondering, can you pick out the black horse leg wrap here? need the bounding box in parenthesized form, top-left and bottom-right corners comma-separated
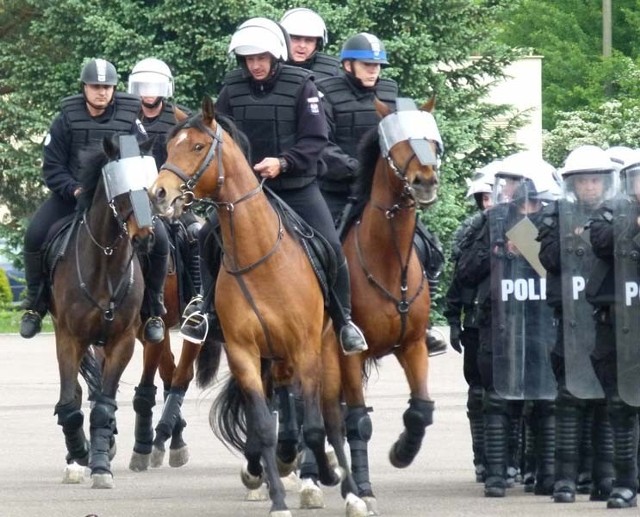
(133, 385, 157, 454)
(89, 397, 117, 474)
(346, 406, 373, 492)
(275, 386, 298, 443)
(155, 388, 185, 441)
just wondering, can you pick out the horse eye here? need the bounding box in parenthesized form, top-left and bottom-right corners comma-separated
(194, 143, 204, 152)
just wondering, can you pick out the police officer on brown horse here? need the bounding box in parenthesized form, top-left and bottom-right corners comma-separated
(20, 58, 168, 343)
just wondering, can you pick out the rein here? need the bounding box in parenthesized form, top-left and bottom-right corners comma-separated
(357, 150, 427, 346)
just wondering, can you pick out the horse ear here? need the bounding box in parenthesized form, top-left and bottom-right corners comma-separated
(201, 96, 215, 125)
(173, 105, 189, 123)
(374, 98, 391, 118)
(103, 135, 119, 160)
(421, 95, 436, 113)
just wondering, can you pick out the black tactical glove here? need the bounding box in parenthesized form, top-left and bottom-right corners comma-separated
(449, 324, 463, 354)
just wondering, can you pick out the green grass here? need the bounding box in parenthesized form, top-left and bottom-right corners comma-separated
(0, 307, 53, 334)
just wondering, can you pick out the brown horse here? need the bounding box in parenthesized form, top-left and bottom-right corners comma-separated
(50, 136, 156, 488)
(149, 96, 364, 517)
(335, 98, 440, 513)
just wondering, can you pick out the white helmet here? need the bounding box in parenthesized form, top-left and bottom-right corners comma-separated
(559, 145, 614, 177)
(228, 17, 289, 61)
(127, 58, 174, 98)
(466, 160, 500, 198)
(605, 145, 636, 172)
(280, 8, 328, 48)
(494, 151, 561, 203)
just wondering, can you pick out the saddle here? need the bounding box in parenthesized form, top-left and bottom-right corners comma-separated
(44, 213, 81, 281)
(264, 187, 337, 305)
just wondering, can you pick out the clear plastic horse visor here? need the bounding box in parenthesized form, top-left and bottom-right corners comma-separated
(102, 155, 158, 201)
(378, 111, 443, 166)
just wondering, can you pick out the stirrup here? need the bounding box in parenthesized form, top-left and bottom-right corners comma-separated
(179, 312, 209, 345)
(427, 327, 448, 357)
(182, 294, 204, 319)
(339, 322, 368, 356)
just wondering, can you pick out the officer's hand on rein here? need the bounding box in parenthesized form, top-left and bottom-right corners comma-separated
(254, 157, 282, 179)
(449, 325, 463, 354)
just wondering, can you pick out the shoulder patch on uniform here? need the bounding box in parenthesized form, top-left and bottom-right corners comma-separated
(44, 133, 51, 146)
(136, 119, 147, 136)
(307, 97, 320, 115)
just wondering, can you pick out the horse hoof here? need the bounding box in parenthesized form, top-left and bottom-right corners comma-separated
(276, 455, 297, 477)
(129, 451, 150, 472)
(361, 495, 380, 516)
(169, 446, 189, 468)
(388, 443, 410, 469)
(62, 462, 86, 484)
(345, 493, 368, 517)
(240, 464, 264, 490)
(150, 446, 165, 468)
(281, 471, 300, 492)
(245, 485, 268, 501)
(299, 478, 324, 509)
(269, 511, 292, 517)
(91, 472, 114, 489)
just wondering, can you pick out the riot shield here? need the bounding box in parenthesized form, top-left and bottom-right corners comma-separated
(613, 200, 640, 406)
(558, 200, 604, 399)
(490, 206, 557, 400)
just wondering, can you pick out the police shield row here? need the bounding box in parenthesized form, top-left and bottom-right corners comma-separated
(450, 145, 640, 508)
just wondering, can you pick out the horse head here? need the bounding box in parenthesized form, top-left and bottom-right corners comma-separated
(376, 96, 441, 208)
(98, 135, 157, 252)
(150, 96, 225, 219)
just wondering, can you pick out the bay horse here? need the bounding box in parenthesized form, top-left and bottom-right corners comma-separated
(334, 98, 441, 513)
(49, 135, 156, 488)
(149, 96, 366, 517)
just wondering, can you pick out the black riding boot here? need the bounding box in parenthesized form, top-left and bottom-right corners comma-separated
(180, 221, 223, 344)
(142, 242, 168, 344)
(553, 390, 580, 503)
(606, 396, 639, 509)
(20, 250, 47, 339)
(484, 391, 509, 497)
(329, 260, 367, 355)
(467, 386, 486, 482)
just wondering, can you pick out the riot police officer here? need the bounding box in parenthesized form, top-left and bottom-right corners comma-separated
(445, 161, 498, 482)
(182, 17, 367, 355)
(279, 7, 340, 79)
(588, 148, 640, 509)
(457, 151, 560, 497)
(20, 58, 168, 343)
(316, 32, 447, 355)
(538, 145, 616, 503)
(128, 57, 202, 305)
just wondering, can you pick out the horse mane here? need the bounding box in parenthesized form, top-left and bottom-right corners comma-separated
(75, 141, 113, 211)
(348, 127, 380, 222)
(168, 111, 252, 163)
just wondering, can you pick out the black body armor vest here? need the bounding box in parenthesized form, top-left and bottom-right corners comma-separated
(318, 76, 397, 158)
(60, 92, 141, 176)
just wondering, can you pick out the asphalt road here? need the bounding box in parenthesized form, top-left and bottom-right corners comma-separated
(0, 331, 619, 517)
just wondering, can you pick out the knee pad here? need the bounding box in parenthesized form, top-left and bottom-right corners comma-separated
(58, 408, 84, 431)
(467, 386, 484, 413)
(346, 406, 373, 442)
(484, 390, 509, 415)
(403, 398, 434, 433)
(90, 398, 117, 429)
(608, 395, 637, 424)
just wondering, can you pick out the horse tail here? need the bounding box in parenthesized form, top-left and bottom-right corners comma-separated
(362, 356, 381, 388)
(195, 336, 223, 389)
(79, 345, 103, 398)
(209, 374, 247, 453)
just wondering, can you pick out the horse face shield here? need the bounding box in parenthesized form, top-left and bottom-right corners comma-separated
(378, 105, 443, 205)
(102, 154, 158, 228)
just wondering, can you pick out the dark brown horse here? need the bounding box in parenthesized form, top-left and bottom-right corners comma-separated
(50, 136, 156, 488)
(334, 98, 440, 513)
(149, 96, 363, 517)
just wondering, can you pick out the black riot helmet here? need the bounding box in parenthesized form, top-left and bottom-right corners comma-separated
(340, 32, 389, 66)
(80, 58, 118, 86)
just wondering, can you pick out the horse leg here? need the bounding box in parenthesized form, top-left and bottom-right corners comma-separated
(389, 343, 434, 469)
(243, 388, 290, 516)
(274, 385, 299, 476)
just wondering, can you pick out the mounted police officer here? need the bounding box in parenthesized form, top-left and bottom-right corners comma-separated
(128, 57, 202, 307)
(279, 7, 340, 79)
(588, 147, 640, 509)
(181, 17, 367, 356)
(445, 160, 498, 482)
(457, 151, 560, 497)
(315, 32, 447, 356)
(20, 58, 167, 344)
(538, 145, 616, 503)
